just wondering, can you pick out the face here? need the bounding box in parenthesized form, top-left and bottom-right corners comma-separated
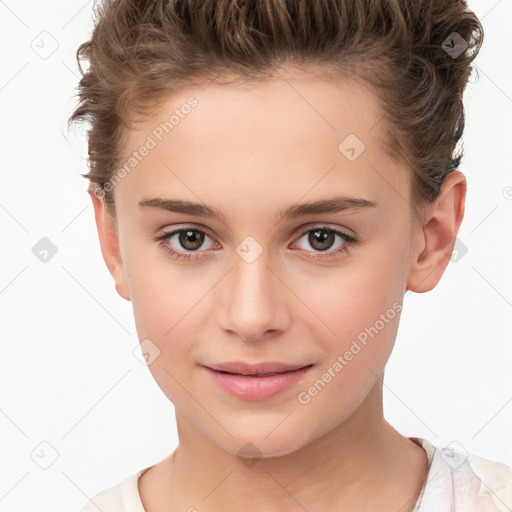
(103, 68, 423, 457)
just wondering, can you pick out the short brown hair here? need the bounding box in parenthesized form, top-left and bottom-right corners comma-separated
(68, 0, 484, 224)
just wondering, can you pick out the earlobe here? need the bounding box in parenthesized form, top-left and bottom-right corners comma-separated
(89, 186, 131, 301)
(406, 171, 467, 293)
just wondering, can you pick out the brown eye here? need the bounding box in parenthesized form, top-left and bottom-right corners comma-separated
(155, 227, 218, 261)
(293, 226, 357, 259)
(177, 229, 205, 251)
(308, 229, 336, 251)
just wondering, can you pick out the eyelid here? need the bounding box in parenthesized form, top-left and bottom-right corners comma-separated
(157, 223, 217, 240)
(293, 222, 356, 239)
(158, 222, 356, 244)
(157, 224, 220, 251)
(156, 223, 358, 262)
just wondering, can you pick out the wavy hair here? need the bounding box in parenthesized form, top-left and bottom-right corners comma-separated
(68, 0, 484, 223)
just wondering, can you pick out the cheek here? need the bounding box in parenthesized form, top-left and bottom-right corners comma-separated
(290, 248, 405, 393)
(129, 273, 202, 351)
(294, 255, 403, 341)
(295, 303, 400, 433)
(122, 237, 196, 334)
(126, 269, 201, 406)
(124, 253, 209, 381)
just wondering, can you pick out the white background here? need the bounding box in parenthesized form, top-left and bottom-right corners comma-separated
(0, 1, 511, 511)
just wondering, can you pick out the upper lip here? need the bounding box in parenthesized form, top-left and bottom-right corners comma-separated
(204, 361, 312, 376)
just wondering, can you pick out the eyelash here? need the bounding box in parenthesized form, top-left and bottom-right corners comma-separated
(154, 226, 358, 261)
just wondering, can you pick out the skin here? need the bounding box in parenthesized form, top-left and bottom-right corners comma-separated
(91, 66, 466, 512)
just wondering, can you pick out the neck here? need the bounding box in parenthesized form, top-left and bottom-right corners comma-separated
(141, 380, 427, 512)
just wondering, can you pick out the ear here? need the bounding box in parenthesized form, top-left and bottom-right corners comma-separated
(89, 184, 131, 301)
(406, 170, 467, 293)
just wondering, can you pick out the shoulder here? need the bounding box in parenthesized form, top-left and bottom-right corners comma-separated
(80, 468, 149, 512)
(410, 437, 512, 511)
(467, 454, 512, 511)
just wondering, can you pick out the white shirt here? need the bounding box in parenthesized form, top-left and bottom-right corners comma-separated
(80, 437, 512, 512)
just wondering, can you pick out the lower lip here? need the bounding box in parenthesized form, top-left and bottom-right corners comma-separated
(203, 365, 313, 401)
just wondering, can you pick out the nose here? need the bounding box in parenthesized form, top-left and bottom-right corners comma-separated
(217, 247, 290, 343)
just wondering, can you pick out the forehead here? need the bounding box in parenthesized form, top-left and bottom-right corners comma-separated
(125, 69, 386, 150)
(115, 69, 408, 214)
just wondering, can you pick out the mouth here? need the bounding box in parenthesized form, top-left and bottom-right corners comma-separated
(202, 362, 315, 401)
(218, 370, 299, 377)
(204, 361, 314, 376)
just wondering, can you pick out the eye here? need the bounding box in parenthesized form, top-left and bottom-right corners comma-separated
(154, 225, 358, 261)
(154, 227, 217, 261)
(292, 226, 358, 259)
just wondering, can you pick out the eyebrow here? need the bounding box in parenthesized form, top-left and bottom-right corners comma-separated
(138, 196, 377, 223)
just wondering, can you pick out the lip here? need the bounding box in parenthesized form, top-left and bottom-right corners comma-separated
(203, 361, 314, 401)
(205, 361, 311, 375)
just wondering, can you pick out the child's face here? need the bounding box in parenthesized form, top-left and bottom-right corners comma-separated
(98, 69, 434, 456)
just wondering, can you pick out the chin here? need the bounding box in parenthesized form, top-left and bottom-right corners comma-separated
(209, 425, 312, 461)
